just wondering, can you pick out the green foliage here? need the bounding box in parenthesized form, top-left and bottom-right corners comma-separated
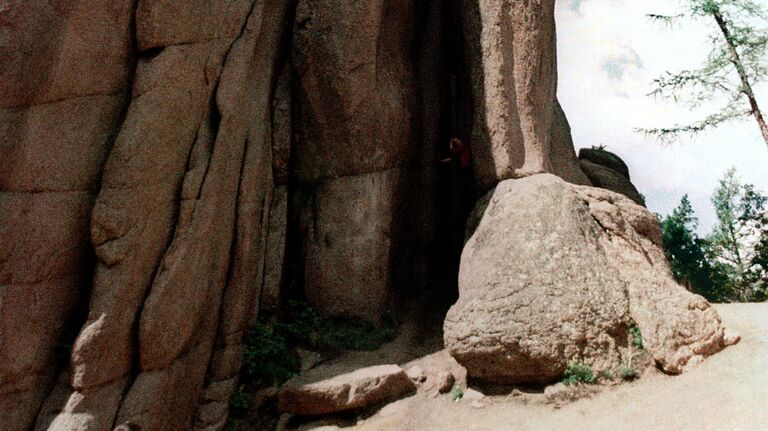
(276, 301, 398, 352)
(660, 195, 720, 299)
(239, 301, 399, 390)
(229, 391, 250, 419)
(638, 0, 768, 143)
(707, 169, 768, 301)
(561, 362, 597, 386)
(660, 168, 768, 302)
(451, 385, 464, 401)
(241, 324, 299, 387)
(618, 365, 639, 381)
(629, 326, 644, 350)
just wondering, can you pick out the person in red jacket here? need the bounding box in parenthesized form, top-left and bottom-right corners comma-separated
(440, 137, 474, 254)
(441, 138, 471, 170)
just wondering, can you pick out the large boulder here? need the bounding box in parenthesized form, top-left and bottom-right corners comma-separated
(578, 148, 644, 206)
(444, 175, 736, 384)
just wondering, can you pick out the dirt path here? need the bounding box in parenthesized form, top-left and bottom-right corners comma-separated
(348, 304, 767, 431)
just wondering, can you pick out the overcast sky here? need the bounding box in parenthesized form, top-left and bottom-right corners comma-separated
(556, 0, 768, 232)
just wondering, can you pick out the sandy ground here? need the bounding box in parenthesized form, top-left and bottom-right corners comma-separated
(340, 303, 768, 431)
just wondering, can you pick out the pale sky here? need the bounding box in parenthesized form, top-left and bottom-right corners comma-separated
(556, 0, 768, 232)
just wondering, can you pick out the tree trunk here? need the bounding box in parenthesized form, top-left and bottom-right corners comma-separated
(712, 9, 768, 150)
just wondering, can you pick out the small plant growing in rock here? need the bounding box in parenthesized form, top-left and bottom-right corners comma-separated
(561, 362, 597, 386)
(241, 323, 299, 387)
(451, 385, 464, 402)
(618, 365, 639, 381)
(630, 326, 644, 350)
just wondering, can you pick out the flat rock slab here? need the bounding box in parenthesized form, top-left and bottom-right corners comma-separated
(279, 365, 416, 416)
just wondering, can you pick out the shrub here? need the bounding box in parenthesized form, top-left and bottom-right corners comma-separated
(561, 362, 597, 386)
(240, 301, 399, 389)
(618, 365, 639, 381)
(276, 300, 398, 352)
(241, 324, 299, 387)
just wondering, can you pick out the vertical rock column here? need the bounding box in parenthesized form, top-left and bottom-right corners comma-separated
(460, 0, 586, 191)
(291, 0, 418, 322)
(34, 1, 294, 430)
(0, 2, 134, 429)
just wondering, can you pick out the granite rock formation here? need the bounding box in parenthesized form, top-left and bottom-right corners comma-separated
(444, 175, 735, 384)
(0, 1, 729, 430)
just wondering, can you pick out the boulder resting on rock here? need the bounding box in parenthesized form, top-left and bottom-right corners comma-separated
(578, 148, 644, 206)
(444, 174, 736, 384)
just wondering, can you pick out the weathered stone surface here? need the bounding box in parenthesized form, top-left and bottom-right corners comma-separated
(38, 1, 293, 430)
(0, 0, 133, 108)
(461, 0, 559, 191)
(550, 101, 592, 186)
(301, 169, 401, 321)
(580, 159, 645, 206)
(1, 1, 702, 430)
(136, 0, 253, 51)
(445, 175, 734, 384)
(71, 40, 231, 393)
(544, 382, 598, 405)
(0, 2, 133, 428)
(579, 148, 630, 179)
(279, 365, 416, 416)
(581, 186, 738, 373)
(292, 0, 417, 182)
(44, 380, 127, 431)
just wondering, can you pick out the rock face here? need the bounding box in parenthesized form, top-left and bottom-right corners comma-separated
(290, 0, 419, 322)
(445, 175, 735, 384)
(579, 148, 645, 206)
(3, 1, 295, 430)
(0, 1, 714, 430)
(0, 1, 134, 429)
(278, 365, 416, 416)
(462, 0, 583, 191)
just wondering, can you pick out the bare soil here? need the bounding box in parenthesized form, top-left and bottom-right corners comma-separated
(327, 304, 767, 431)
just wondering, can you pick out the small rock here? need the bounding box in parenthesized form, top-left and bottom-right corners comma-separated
(406, 366, 427, 384)
(510, 389, 523, 397)
(723, 330, 741, 346)
(278, 364, 416, 415)
(462, 388, 484, 402)
(544, 383, 596, 404)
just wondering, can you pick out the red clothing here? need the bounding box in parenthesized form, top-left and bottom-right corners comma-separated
(450, 141, 471, 169)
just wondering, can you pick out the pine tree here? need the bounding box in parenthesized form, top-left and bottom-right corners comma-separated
(640, 0, 768, 148)
(660, 195, 720, 300)
(708, 168, 768, 300)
